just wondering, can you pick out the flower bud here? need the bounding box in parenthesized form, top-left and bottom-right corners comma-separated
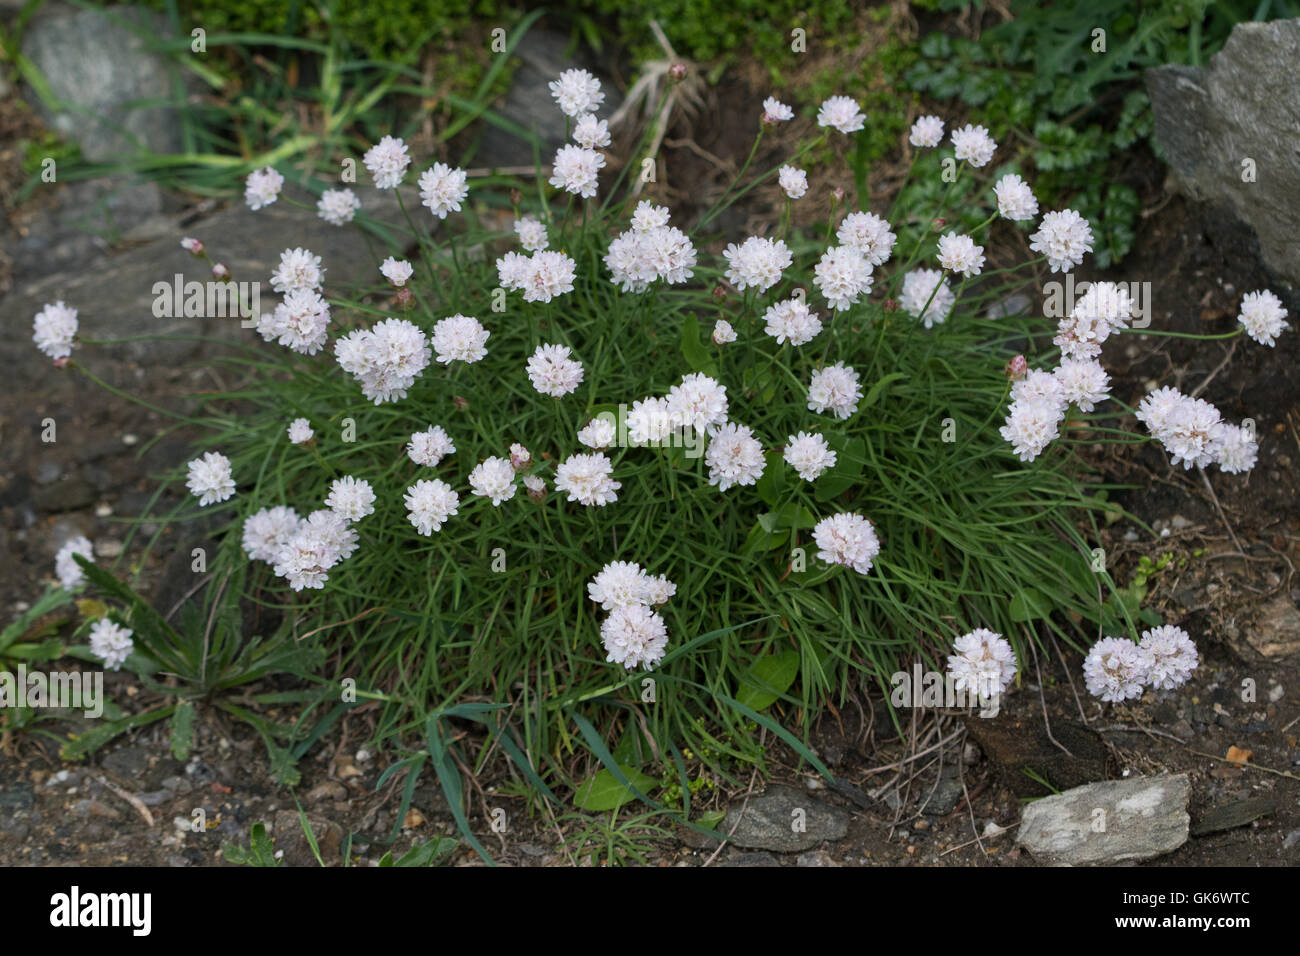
(711, 284, 728, 303)
(211, 262, 230, 280)
(668, 63, 687, 83)
(882, 298, 899, 313)
(1005, 355, 1028, 380)
(932, 217, 947, 230)
(394, 287, 414, 309)
(453, 396, 470, 411)
(509, 443, 531, 471)
(832, 186, 846, 203)
(181, 237, 204, 256)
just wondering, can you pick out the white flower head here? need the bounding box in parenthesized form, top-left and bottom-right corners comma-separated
(1083, 636, 1147, 702)
(273, 509, 357, 591)
(496, 251, 531, 291)
(1053, 358, 1110, 412)
(817, 95, 865, 134)
(807, 362, 862, 419)
(813, 245, 873, 311)
(588, 560, 648, 611)
(1029, 209, 1094, 273)
(335, 318, 431, 404)
(244, 166, 284, 210)
(363, 135, 410, 189)
(509, 443, 531, 471)
(763, 298, 823, 346)
(554, 452, 620, 506)
(947, 628, 1018, 698)
(317, 188, 360, 225)
(1136, 625, 1198, 690)
(993, 173, 1038, 221)
(572, 113, 611, 149)
(1237, 289, 1289, 346)
(55, 535, 94, 590)
(514, 217, 548, 253)
(601, 605, 669, 670)
(784, 432, 837, 481)
(812, 512, 880, 575)
(762, 97, 794, 124)
(419, 162, 469, 219)
(270, 247, 324, 294)
(526, 343, 584, 397)
(705, 422, 764, 492)
(630, 201, 671, 232)
(900, 269, 955, 328)
(1213, 423, 1257, 474)
(325, 475, 376, 523)
(380, 257, 414, 287)
(549, 68, 604, 117)
(723, 236, 792, 293)
(260, 289, 330, 354)
(626, 397, 674, 446)
(999, 396, 1065, 462)
(950, 123, 996, 167)
(550, 144, 605, 198)
(909, 115, 944, 148)
(578, 416, 618, 450)
(32, 301, 78, 360)
(287, 418, 314, 444)
(469, 457, 517, 506)
(186, 451, 236, 506)
(523, 250, 577, 303)
(408, 425, 455, 466)
(431, 313, 489, 365)
(936, 232, 985, 276)
(242, 506, 302, 562)
(712, 319, 737, 344)
(778, 165, 808, 199)
(89, 618, 134, 671)
(836, 212, 896, 266)
(405, 478, 459, 535)
(666, 372, 729, 432)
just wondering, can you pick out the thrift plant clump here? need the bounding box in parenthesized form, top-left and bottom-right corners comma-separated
(34, 69, 1289, 785)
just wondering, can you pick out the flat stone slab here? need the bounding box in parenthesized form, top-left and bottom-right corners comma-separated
(1018, 773, 1191, 865)
(720, 783, 850, 853)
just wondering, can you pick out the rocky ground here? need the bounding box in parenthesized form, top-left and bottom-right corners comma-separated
(1, 7, 1297, 866)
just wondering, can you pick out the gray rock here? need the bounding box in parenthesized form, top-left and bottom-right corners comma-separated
(719, 783, 850, 853)
(716, 851, 781, 867)
(1244, 597, 1300, 658)
(476, 25, 621, 170)
(1018, 773, 1191, 865)
(34, 461, 62, 484)
(1146, 20, 1300, 289)
(22, 5, 183, 161)
(1190, 797, 1276, 837)
(5, 179, 165, 286)
(3, 184, 416, 371)
(795, 850, 839, 867)
(272, 809, 343, 867)
(921, 768, 964, 816)
(33, 477, 96, 512)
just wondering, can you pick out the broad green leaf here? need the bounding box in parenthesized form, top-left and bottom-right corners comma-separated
(735, 650, 800, 711)
(574, 766, 657, 811)
(1008, 589, 1051, 622)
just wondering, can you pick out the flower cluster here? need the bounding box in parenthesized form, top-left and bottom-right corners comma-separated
(335, 317, 432, 403)
(588, 561, 675, 669)
(1084, 626, 1197, 702)
(946, 629, 1018, 699)
(497, 249, 578, 303)
(1136, 387, 1257, 472)
(604, 201, 697, 292)
(811, 512, 880, 575)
